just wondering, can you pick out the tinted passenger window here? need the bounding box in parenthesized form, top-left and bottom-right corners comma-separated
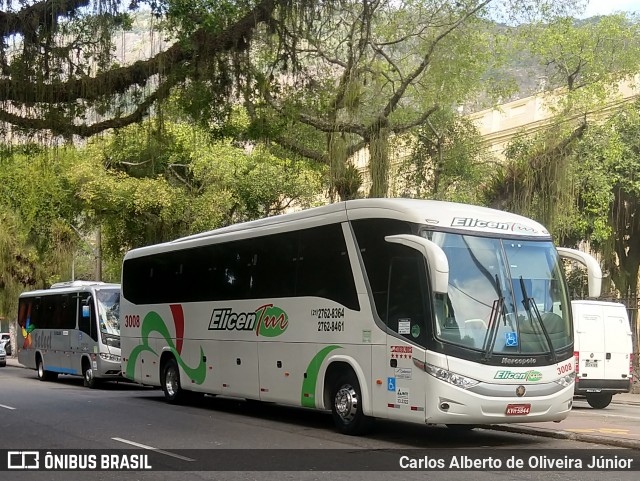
(297, 224, 358, 309)
(251, 233, 297, 299)
(18, 297, 40, 331)
(123, 223, 359, 310)
(42, 296, 67, 329)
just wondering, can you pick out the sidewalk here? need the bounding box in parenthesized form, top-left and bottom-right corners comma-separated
(608, 392, 640, 406)
(3, 356, 639, 448)
(5, 356, 20, 368)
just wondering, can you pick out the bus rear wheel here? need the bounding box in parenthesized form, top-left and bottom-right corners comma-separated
(586, 393, 612, 409)
(162, 358, 185, 404)
(331, 372, 372, 435)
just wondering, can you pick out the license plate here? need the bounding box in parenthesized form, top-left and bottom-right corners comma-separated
(506, 404, 531, 416)
(585, 360, 598, 368)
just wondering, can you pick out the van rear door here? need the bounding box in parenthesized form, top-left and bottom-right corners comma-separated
(575, 309, 606, 381)
(604, 308, 633, 382)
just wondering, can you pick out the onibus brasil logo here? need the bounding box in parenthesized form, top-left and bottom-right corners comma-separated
(208, 303, 289, 337)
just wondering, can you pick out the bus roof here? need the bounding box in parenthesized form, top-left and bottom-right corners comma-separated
(124, 198, 551, 259)
(19, 282, 120, 298)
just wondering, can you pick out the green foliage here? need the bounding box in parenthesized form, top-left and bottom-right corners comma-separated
(0, 206, 42, 319)
(0, 147, 81, 284)
(235, 0, 586, 198)
(519, 13, 640, 113)
(484, 13, 640, 297)
(574, 100, 640, 295)
(398, 113, 494, 204)
(72, 118, 325, 254)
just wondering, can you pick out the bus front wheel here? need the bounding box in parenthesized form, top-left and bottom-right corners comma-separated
(331, 372, 372, 435)
(83, 360, 99, 389)
(36, 357, 58, 382)
(162, 358, 185, 404)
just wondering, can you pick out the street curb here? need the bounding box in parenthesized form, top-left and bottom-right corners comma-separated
(487, 424, 640, 450)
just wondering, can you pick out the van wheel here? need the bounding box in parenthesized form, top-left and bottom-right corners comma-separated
(162, 358, 185, 404)
(331, 372, 372, 435)
(586, 393, 612, 409)
(83, 360, 99, 389)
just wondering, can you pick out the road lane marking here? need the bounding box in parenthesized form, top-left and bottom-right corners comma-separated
(111, 437, 194, 462)
(0, 404, 16, 410)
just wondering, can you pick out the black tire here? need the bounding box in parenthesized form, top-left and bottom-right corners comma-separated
(36, 357, 58, 382)
(331, 372, 373, 435)
(161, 357, 186, 404)
(83, 360, 99, 389)
(586, 393, 612, 409)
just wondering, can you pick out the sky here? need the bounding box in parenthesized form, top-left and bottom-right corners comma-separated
(582, 0, 640, 16)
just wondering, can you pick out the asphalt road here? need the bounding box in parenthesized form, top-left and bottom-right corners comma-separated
(1, 363, 639, 481)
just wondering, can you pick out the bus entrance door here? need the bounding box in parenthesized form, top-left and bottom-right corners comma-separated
(385, 255, 429, 423)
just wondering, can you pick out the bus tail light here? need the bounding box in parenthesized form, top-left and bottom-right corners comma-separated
(574, 351, 579, 376)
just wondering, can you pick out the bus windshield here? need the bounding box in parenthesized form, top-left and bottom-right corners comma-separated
(96, 289, 120, 337)
(424, 232, 571, 355)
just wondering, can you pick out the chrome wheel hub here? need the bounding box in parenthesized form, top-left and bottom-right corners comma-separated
(335, 384, 358, 423)
(166, 367, 178, 397)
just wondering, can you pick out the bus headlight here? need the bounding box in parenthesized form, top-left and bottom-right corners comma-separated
(554, 372, 575, 387)
(425, 362, 480, 389)
(99, 353, 121, 362)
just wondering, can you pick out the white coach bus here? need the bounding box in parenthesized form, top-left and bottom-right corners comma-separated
(18, 281, 121, 388)
(120, 199, 602, 434)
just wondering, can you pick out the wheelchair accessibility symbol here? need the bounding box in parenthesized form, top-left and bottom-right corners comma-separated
(505, 331, 518, 347)
(387, 377, 396, 392)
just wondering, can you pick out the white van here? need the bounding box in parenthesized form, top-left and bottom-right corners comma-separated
(572, 300, 633, 408)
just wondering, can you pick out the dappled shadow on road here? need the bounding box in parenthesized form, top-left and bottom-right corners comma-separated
(19, 372, 156, 391)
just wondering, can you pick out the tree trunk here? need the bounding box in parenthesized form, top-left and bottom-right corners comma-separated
(368, 125, 389, 198)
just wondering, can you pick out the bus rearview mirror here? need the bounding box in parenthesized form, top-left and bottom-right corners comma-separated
(556, 247, 603, 298)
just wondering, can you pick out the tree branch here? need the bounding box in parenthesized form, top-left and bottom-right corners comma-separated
(0, 0, 277, 104)
(380, 0, 492, 121)
(273, 134, 328, 164)
(0, 0, 90, 38)
(0, 72, 181, 137)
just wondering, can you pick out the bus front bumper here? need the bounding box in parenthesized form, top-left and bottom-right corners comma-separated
(425, 380, 574, 425)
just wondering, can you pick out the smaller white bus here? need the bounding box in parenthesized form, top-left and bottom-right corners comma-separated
(17, 281, 121, 388)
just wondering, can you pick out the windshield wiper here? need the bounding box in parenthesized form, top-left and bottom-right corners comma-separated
(519, 277, 557, 363)
(482, 275, 505, 362)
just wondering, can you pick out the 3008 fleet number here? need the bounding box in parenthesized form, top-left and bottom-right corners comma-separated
(124, 315, 140, 328)
(556, 361, 573, 376)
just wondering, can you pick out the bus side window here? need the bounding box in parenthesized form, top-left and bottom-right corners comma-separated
(386, 255, 430, 347)
(78, 294, 97, 341)
(60, 294, 76, 330)
(297, 224, 359, 310)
